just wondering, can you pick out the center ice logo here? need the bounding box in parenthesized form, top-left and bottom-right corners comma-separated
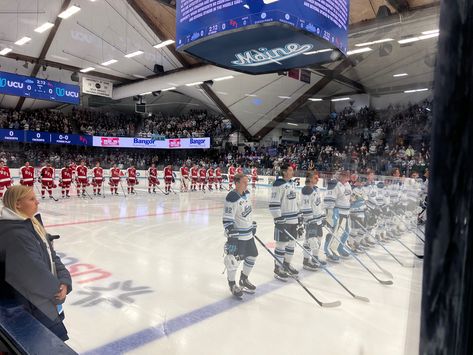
(231, 43, 314, 67)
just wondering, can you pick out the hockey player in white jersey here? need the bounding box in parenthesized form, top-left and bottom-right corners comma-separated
(300, 170, 326, 270)
(362, 169, 378, 246)
(269, 163, 300, 280)
(348, 173, 366, 253)
(326, 171, 352, 259)
(222, 173, 258, 298)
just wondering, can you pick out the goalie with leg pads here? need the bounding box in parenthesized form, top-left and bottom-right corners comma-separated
(222, 173, 258, 298)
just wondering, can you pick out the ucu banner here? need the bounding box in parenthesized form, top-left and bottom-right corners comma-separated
(0, 70, 80, 104)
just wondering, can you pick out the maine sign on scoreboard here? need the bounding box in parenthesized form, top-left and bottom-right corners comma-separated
(176, 0, 350, 74)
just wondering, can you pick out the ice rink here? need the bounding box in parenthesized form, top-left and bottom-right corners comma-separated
(36, 183, 423, 355)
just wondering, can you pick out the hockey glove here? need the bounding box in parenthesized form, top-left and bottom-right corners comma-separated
(297, 224, 305, 239)
(225, 237, 239, 256)
(251, 221, 257, 236)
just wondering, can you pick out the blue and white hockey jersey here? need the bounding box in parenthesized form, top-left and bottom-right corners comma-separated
(300, 185, 325, 225)
(269, 178, 299, 225)
(223, 190, 253, 241)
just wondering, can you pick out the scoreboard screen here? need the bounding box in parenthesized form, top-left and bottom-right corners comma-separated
(0, 71, 80, 105)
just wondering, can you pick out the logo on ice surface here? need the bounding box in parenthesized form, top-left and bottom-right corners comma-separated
(231, 43, 314, 67)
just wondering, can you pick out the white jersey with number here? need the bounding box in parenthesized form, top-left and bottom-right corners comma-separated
(269, 178, 299, 225)
(222, 190, 253, 241)
(334, 181, 352, 216)
(300, 185, 324, 225)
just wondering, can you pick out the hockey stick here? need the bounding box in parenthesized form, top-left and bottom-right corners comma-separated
(253, 235, 341, 308)
(283, 230, 370, 302)
(354, 219, 414, 268)
(391, 211, 425, 243)
(156, 186, 169, 196)
(363, 251, 394, 279)
(384, 229, 424, 259)
(83, 181, 93, 200)
(323, 225, 393, 285)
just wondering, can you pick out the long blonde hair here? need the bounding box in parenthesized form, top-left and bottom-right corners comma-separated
(3, 185, 48, 242)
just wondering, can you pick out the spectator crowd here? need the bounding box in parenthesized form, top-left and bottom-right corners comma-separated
(0, 100, 432, 177)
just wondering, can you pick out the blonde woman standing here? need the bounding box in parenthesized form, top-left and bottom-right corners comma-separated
(0, 185, 72, 341)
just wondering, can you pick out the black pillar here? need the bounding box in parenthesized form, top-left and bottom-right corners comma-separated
(419, 0, 473, 354)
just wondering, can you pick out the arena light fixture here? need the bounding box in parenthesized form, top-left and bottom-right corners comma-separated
(101, 59, 118, 66)
(34, 22, 54, 33)
(422, 29, 439, 35)
(217, 91, 228, 95)
(244, 94, 258, 97)
(303, 48, 332, 55)
(278, 96, 291, 99)
(185, 81, 203, 86)
(346, 47, 372, 55)
(80, 67, 95, 73)
(15, 37, 31, 46)
(355, 38, 394, 47)
(58, 5, 81, 19)
(308, 98, 322, 101)
(133, 74, 146, 79)
(213, 75, 234, 81)
(161, 87, 176, 91)
(398, 32, 438, 44)
(404, 88, 429, 93)
(331, 97, 350, 102)
(419, 33, 439, 40)
(153, 40, 175, 49)
(140, 92, 152, 95)
(287, 123, 298, 126)
(125, 50, 144, 58)
(393, 73, 408, 77)
(0, 48, 13, 55)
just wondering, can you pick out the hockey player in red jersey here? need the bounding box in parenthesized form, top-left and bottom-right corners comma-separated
(236, 165, 243, 175)
(39, 162, 55, 199)
(0, 160, 13, 198)
(59, 163, 73, 198)
(163, 164, 173, 193)
(127, 165, 138, 194)
(76, 160, 89, 197)
(207, 165, 215, 191)
(198, 164, 207, 191)
(180, 163, 189, 192)
(228, 164, 236, 190)
(147, 163, 159, 193)
(215, 165, 223, 190)
(109, 164, 121, 195)
(19, 161, 35, 187)
(92, 162, 104, 196)
(251, 166, 258, 189)
(190, 164, 199, 191)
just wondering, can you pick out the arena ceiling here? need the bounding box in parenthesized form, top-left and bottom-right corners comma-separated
(0, 0, 439, 139)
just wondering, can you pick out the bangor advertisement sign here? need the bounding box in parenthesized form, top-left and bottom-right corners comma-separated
(92, 136, 210, 149)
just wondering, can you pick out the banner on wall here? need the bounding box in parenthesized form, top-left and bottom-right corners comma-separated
(92, 136, 211, 149)
(81, 77, 113, 98)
